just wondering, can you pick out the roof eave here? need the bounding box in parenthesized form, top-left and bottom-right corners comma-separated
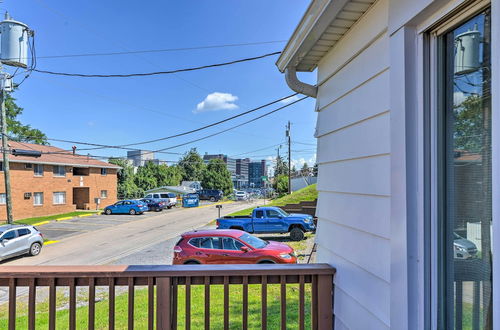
(276, 0, 350, 72)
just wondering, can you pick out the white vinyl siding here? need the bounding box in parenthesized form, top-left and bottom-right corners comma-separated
(33, 192, 43, 206)
(53, 192, 66, 205)
(314, 0, 390, 328)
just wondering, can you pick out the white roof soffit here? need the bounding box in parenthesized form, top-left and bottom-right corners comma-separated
(277, 0, 376, 72)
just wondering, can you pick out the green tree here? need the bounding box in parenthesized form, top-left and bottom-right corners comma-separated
(178, 148, 205, 181)
(301, 163, 310, 176)
(274, 155, 289, 177)
(454, 94, 483, 153)
(273, 174, 289, 194)
(201, 158, 234, 196)
(6, 93, 48, 144)
(108, 158, 141, 199)
(155, 164, 183, 187)
(134, 161, 158, 192)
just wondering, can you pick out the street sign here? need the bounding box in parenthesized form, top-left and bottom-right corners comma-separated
(261, 176, 268, 181)
(216, 205, 223, 209)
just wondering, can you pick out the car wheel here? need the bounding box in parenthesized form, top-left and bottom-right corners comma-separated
(209, 197, 216, 202)
(155, 207, 160, 212)
(258, 260, 275, 264)
(290, 227, 305, 241)
(184, 260, 200, 265)
(105, 209, 112, 215)
(167, 206, 172, 209)
(129, 209, 137, 215)
(29, 242, 42, 256)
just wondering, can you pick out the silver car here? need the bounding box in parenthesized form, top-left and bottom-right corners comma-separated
(0, 225, 43, 261)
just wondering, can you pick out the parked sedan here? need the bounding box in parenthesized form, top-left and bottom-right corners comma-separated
(0, 225, 43, 262)
(103, 200, 148, 215)
(173, 229, 297, 264)
(139, 198, 165, 212)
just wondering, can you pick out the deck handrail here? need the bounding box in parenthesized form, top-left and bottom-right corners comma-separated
(0, 264, 335, 330)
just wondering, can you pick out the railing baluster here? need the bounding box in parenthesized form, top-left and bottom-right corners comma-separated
(8, 278, 15, 330)
(456, 281, 463, 330)
(473, 281, 480, 330)
(49, 278, 56, 330)
(224, 276, 229, 330)
(28, 278, 36, 330)
(128, 277, 135, 330)
(172, 277, 178, 330)
(185, 277, 191, 330)
(317, 274, 333, 330)
(299, 275, 305, 330)
(261, 275, 267, 330)
(109, 277, 115, 330)
(157, 277, 171, 330)
(148, 277, 154, 330)
(280, 275, 286, 330)
(69, 277, 76, 330)
(88, 277, 95, 330)
(312, 275, 318, 330)
(242, 276, 248, 330)
(204, 276, 210, 330)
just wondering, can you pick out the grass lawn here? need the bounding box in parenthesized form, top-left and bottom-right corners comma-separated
(228, 184, 317, 217)
(14, 211, 101, 226)
(0, 283, 312, 329)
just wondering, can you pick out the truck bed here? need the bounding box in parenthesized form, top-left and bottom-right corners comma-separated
(221, 215, 252, 219)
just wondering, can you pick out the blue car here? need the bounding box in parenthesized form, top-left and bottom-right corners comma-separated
(103, 200, 148, 215)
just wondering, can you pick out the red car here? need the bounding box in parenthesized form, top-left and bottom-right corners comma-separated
(173, 229, 297, 264)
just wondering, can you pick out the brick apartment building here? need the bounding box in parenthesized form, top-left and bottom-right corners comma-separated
(0, 141, 120, 220)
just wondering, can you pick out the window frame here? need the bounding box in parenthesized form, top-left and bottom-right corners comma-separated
(101, 168, 107, 176)
(52, 165, 66, 177)
(33, 164, 44, 177)
(424, 3, 497, 329)
(100, 190, 108, 199)
(52, 191, 66, 205)
(33, 192, 43, 206)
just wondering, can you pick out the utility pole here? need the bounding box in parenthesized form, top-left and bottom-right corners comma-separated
(0, 82, 13, 224)
(286, 121, 291, 194)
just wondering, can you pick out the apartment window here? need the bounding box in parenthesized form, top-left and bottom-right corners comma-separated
(33, 192, 43, 206)
(53, 165, 66, 177)
(0, 162, 3, 171)
(101, 168, 107, 176)
(34, 164, 43, 177)
(53, 192, 66, 205)
(437, 9, 492, 329)
(0, 193, 5, 205)
(101, 190, 108, 198)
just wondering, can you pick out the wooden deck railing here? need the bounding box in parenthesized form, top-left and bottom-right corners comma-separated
(0, 264, 335, 330)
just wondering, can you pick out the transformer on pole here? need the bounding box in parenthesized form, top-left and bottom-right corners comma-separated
(0, 12, 34, 223)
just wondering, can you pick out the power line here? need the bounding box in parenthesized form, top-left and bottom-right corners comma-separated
(229, 142, 285, 158)
(77, 93, 299, 151)
(34, 51, 281, 78)
(36, 40, 287, 59)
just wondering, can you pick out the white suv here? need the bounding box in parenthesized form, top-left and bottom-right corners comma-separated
(0, 225, 43, 262)
(144, 192, 177, 209)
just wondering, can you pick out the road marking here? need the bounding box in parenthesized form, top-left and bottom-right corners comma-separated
(32, 221, 50, 226)
(43, 240, 59, 245)
(55, 217, 74, 221)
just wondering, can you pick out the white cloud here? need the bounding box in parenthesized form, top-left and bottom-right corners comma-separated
(194, 92, 239, 113)
(279, 95, 300, 104)
(454, 91, 467, 106)
(292, 154, 316, 169)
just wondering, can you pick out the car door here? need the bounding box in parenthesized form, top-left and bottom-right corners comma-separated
(110, 201, 123, 213)
(0, 230, 20, 258)
(192, 237, 221, 264)
(251, 210, 268, 233)
(219, 237, 254, 263)
(16, 228, 31, 254)
(266, 209, 287, 232)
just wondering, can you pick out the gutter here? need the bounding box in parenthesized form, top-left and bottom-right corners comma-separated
(285, 66, 318, 98)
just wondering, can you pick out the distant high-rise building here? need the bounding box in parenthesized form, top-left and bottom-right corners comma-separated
(235, 158, 250, 189)
(127, 150, 154, 167)
(203, 153, 237, 182)
(249, 160, 267, 188)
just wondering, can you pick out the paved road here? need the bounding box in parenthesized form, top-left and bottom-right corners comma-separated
(3, 200, 259, 266)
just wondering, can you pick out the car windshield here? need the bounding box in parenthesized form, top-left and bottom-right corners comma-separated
(238, 233, 268, 249)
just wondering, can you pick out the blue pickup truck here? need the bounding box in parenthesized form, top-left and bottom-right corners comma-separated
(216, 206, 315, 241)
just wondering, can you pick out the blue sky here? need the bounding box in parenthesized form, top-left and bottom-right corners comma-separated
(5, 0, 317, 168)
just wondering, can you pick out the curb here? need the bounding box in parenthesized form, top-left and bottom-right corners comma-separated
(55, 216, 73, 222)
(32, 221, 50, 226)
(77, 214, 94, 218)
(197, 201, 235, 209)
(43, 240, 59, 246)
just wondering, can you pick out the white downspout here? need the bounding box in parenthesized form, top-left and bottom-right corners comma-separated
(285, 66, 318, 98)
